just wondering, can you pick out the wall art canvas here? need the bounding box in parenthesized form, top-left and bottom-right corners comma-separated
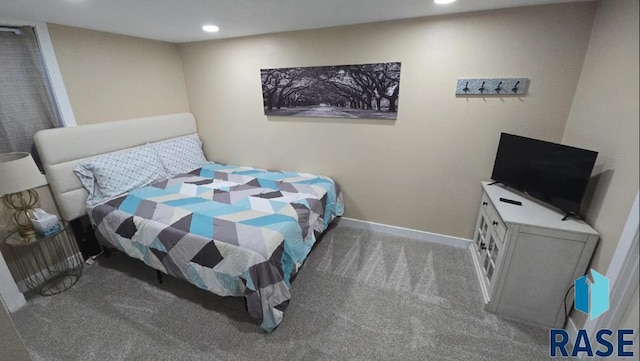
(261, 62, 401, 119)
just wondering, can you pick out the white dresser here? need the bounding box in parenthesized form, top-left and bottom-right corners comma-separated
(470, 181, 599, 327)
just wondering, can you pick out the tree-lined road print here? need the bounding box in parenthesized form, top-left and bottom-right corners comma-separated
(261, 62, 401, 119)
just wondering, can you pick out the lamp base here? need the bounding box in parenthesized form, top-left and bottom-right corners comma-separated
(18, 225, 36, 241)
(3, 190, 39, 242)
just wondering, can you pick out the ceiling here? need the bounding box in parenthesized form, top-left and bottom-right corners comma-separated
(0, 0, 593, 43)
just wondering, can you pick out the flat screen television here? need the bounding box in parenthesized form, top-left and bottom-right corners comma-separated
(491, 133, 598, 216)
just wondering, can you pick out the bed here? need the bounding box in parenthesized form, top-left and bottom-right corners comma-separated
(33, 113, 343, 332)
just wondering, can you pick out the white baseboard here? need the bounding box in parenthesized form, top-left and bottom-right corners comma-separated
(335, 217, 472, 249)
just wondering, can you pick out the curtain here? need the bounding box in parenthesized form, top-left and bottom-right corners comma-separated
(0, 26, 60, 156)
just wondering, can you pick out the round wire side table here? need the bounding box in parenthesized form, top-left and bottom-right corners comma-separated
(4, 222, 83, 296)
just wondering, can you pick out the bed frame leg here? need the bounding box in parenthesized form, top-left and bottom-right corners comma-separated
(156, 270, 164, 284)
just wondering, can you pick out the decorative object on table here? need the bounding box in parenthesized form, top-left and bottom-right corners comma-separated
(261, 62, 401, 119)
(3, 222, 83, 296)
(30, 208, 61, 237)
(0, 152, 48, 241)
(455, 78, 529, 96)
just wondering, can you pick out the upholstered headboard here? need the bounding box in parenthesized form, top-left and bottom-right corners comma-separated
(34, 113, 198, 221)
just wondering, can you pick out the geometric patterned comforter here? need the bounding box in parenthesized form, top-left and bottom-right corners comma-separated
(90, 162, 344, 332)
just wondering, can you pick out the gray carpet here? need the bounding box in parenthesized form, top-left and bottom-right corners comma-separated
(11, 225, 552, 360)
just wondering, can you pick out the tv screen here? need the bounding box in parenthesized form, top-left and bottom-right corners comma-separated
(491, 133, 598, 216)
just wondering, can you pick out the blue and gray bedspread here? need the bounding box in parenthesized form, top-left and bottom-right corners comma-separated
(90, 162, 343, 331)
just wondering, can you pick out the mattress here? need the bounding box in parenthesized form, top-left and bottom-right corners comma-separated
(90, 162, 343, 331)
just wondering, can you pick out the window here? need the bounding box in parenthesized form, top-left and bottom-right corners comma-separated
(0, 25, 60, 157)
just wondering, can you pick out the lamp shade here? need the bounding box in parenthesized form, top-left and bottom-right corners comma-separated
(0, 152, 48, 195)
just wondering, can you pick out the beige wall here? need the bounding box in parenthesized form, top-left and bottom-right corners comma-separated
(47, 24, 190, 125)
(180, 3, 595, 239)
(561, 0, 639, 327)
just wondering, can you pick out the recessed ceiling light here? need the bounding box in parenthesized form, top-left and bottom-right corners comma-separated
(434, 0, 456, 4)
(202, 25, 219, 33)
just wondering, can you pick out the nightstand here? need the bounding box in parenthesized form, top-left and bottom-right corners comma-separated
(3, 222, 83, 296)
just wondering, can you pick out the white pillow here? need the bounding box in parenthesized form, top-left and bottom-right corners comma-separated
(74, 145, 168, 207)
(150, 134, 208, 176)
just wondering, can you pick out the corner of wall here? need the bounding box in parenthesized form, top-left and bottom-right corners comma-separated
(560, 2, 599, 144)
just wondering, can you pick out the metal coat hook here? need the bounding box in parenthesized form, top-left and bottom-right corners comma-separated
(478, 81, 486, 93)
(512, 81, 520, 93)
(462, 81, 470, 93)
(494, 81, 502, 93)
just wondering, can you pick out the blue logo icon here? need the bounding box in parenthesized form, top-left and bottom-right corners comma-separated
(574, 269, 609, 320)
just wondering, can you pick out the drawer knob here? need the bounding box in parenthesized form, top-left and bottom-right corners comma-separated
(482, 202, 488, 206)
(492, 221, 499, 226)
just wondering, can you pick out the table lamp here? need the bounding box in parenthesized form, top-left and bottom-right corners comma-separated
(0, 152, 48, 239)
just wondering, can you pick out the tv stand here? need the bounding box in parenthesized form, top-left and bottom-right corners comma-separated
(470, 182, 599, 327)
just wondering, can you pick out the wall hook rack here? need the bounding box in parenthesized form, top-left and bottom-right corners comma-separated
(455, 78, 528, 96)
